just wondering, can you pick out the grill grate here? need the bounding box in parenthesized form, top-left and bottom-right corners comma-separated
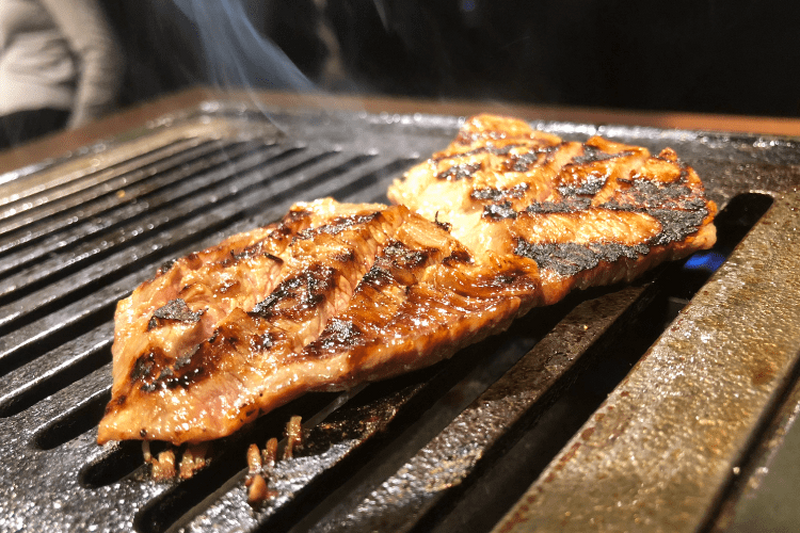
(0, 103, 797, 533)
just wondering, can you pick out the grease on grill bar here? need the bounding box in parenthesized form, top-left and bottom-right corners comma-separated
(0, 106, 794, 533)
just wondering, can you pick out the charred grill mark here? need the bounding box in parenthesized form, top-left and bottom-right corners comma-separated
(250, 264, 338, 319)
(131, 352, 156, 383)
(161, 330, 232, 390)
(505, 144, 561, 171)
(570, 145, 638, 166)
(436, 162, 482, 181)
(148, 298, 204, 330)
(598, 177, 710, 245)
(230, 242, 263, 262)
(483, 201, 518, 220)
(514, 238, 650, 277)
(646, 208, 709, 245)
(131, 347, 174, 393)
(310, 318, 366, 356)
(557, 174, 607, 197)
(152, 330, 276, 392)
(555, 145, 640, 198)
(527, 197, 592, 214)
(361, 264, 395, 289)
(297, 212, 382, 240)
(442, 249, 472, 267)
(505, 149, 542, 172)
(471, 183, 529, 202)
(383, 241, 432, 271)
(174, 345, 199, 370)
(433, 143, 534, 164)
(615, 177, 694, 209)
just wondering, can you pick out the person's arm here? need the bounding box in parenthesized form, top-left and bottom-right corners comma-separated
(40, 0, 124, 128)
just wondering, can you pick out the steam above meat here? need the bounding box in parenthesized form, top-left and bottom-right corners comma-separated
(98, 114, 716, 446)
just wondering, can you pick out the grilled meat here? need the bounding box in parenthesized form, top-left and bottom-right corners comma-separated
(98, 115, 716, 446)
(388, 114, 717, 303)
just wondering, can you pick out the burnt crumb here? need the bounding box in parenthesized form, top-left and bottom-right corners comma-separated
(148, 298, 204, 330)
(263, 437, 278, 467)
(140, 429, 147, 438)
(140, 441, 211, 482)
(150, 448, 176, 482)
(515, 238, 650, 276)
(247, 443, 263, 475)
(156, 258, 177, 275)
(283, 415, 304, 459)
(245, 419, 302, 506)
(483, 201, 518, 220)
(434, 212, 452, 232)
(180, 442, 211, 480)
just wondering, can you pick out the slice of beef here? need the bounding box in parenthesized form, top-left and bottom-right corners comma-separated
(99, 115, 716, 446)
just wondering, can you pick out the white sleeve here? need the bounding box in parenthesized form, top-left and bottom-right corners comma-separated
(40, 0, 125, 128)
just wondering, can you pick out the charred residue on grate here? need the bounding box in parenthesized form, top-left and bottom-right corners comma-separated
(0, 107, 793, 533)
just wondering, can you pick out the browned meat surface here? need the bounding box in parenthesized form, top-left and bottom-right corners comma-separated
(388, 114, 717, 303)
(98, 115, 716, 446)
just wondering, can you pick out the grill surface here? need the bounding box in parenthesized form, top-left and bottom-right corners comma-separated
(0, 101, 798, 533)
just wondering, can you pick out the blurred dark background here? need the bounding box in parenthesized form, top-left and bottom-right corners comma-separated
(101, 0, 800, 118)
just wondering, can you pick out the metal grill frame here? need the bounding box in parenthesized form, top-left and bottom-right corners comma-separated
(0, 100, 798, 533)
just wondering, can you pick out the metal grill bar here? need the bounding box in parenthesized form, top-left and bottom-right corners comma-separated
(0, 137, 204, 215)
(0, 139, 257, 273)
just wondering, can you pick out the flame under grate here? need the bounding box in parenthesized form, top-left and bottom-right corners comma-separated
(0, 103, 797, 533)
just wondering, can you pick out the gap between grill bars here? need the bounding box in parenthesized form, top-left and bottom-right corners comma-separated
(0, 106, 795, 533)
